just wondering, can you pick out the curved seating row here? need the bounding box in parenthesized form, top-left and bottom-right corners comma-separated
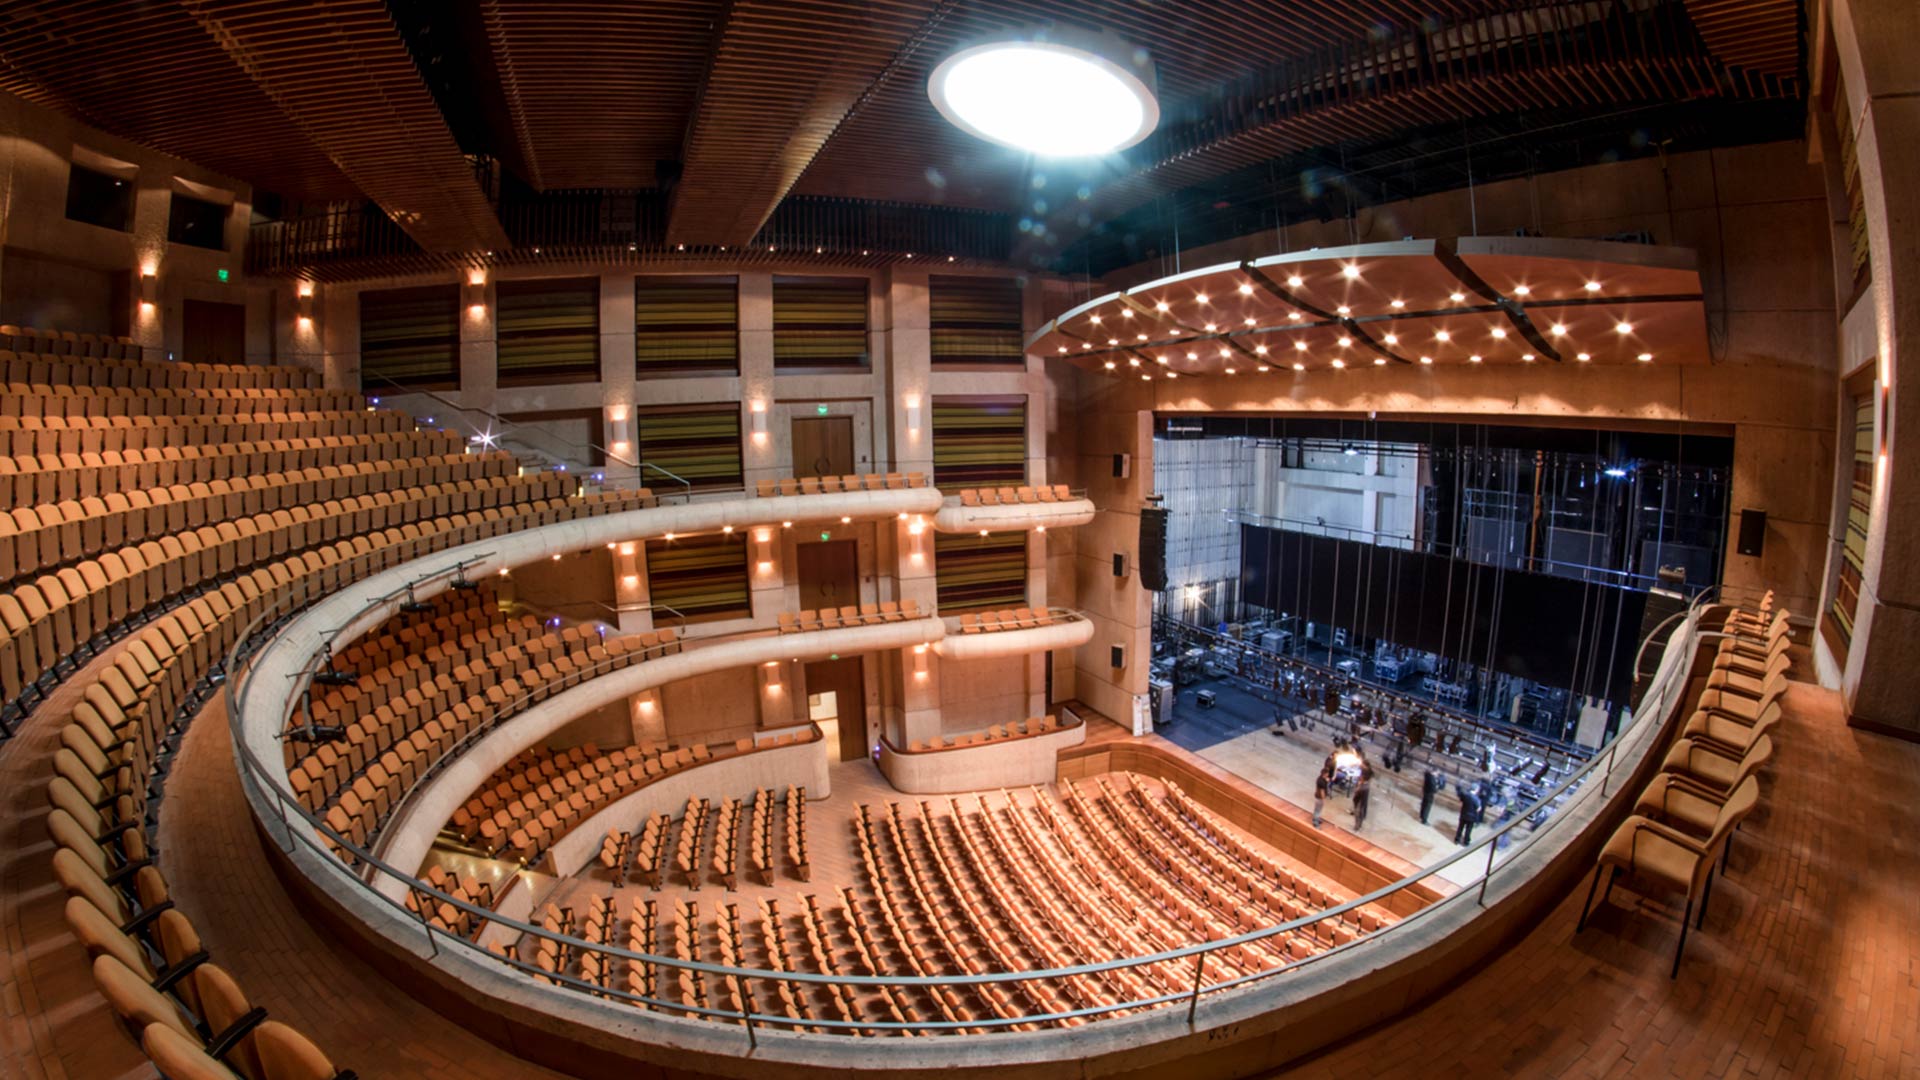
(0, 408, 410, 457)
(1579, 596, 1788, 976)
(1, 451, 519, 586)
(1, 382, 356, 418)
(754, 472, 927, 497)
(953, 485, 1072, 506)
(954, 607, 1070, 633)
(0, 430, 466, 510)
(0, 324, 142, 359)
(1, 471, 576, 717)
(903, 714, 1066, 752)
(2, 347, 318, 389)
(778, 600, 922, 633)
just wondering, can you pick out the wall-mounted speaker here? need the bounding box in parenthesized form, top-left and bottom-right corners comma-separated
(1736, 509, 1767, 557)
(1109, 644, 1126, 668)
(1112, 452, 1131, 479)
(1139, 505, 1169, 592)
(1112, 552, 1128, 578)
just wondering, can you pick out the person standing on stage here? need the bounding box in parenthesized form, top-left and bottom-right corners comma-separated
(1454, 783, 1483, 845)
(1352, 762, 1373, 830)
(1420, 767, 1441, 824)
(1311, 762, 1332, 829)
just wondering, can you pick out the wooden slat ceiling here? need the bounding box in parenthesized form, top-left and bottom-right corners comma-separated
(0, 0, 1800, 267)
(0, 1, 356, 202)
(186, 0, 507, 253)
(664, 0, 947, 248)
(477, 0, 728, 191)
(1683, 0, 1801, 79)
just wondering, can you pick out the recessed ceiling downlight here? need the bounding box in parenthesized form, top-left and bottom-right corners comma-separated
(929, 34, 1159, 157)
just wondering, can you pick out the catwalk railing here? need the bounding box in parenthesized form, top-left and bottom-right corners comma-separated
(228, 556, 1714, 1039)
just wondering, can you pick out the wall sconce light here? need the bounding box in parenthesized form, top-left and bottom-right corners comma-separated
(468, 267, 487, 287)
(638, 696, 656, 714)
(138, 270, 157, 315)
(621, 574, 639, 589)
(755, 528, 775, 575)
(761, 660, 783, 695)
(465, 270, 486, 318)
(750, 401, 768, 442)
(904, 396, 922, 435)
(909, 529, 925, 564)
(294, 281, 314, 326)
(609, 416, 631, 457)
(619, 542, 636, 557)
(912, 643, 930, 680)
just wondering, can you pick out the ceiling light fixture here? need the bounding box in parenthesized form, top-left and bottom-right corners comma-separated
(929, 32, 1160, 157)
(1342, 264, 1361, 279)
(1286, 275, 1304, 288)
(1449, 291, 1466, 302)
(1238, 283, 1253, 295)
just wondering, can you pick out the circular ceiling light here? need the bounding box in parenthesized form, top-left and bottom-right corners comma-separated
(929, 33, 1159, 157)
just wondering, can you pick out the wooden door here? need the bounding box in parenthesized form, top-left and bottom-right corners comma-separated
(183, 299, 246, 364)
(796, 539, 858, 611)
(805, 657, 868, 762)
(791, 416, 854, 478)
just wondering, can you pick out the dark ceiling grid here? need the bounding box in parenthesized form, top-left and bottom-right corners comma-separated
(477, 0, 728, 192)
(182, 0, 508, 253)
(0, 0, 357, 201)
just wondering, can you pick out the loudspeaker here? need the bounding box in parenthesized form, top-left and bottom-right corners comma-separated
(1112, 452, 1130, 479)
(1112, 552, 1128, 578)
(1736, 509, 1767, 557)
(1139, 505, 1169, 592)
(1109, 644, 1126, 668)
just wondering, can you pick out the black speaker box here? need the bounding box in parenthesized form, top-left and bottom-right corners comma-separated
(1737, 509, 1767, 557)
(1139, 505, 1169, 591)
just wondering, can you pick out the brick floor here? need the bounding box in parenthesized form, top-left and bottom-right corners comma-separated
(6, 666, 1912, 1080)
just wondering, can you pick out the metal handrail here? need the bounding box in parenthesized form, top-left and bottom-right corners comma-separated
(362, 372, 695, 500)
(227, 553, 1709, 1037)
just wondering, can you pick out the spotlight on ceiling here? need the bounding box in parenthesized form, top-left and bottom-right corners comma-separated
(928, 31, 1159, 157)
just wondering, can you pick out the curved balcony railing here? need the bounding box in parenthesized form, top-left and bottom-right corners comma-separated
(227, 545, 1715, 1041)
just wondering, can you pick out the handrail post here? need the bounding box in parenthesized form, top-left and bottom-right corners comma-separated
(1185, 952, 1207, 1026)
(740, 975, 757, 1050)
(1476, 836, 1499, 906)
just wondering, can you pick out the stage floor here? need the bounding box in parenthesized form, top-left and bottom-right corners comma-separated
(1162, 675, 1486, 888)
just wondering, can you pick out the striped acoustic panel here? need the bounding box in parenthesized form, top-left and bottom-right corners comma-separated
(359, 284, 458, 389)
(931, 397, 1026, 487)
(636, 276, 739, 375)
(646, 532, 750, 622)
(496, 276, 600, 384)
(930, 275, 1024, 366)
(773, 276, 868, 369)
(935, 531, 1028, 613)
(634, 407, 743, 491)
(1829, 392, 1874, 653)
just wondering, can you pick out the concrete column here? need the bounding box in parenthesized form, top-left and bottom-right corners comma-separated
(459, 272, 496, 402)
(740, 274, 779, 486)
(898, 645, 941, 747)
(1073, 378, 1155, 729)
(886, 269, 932, 475)
(1831, 0, 1920, 738)
(600, 274, 639, 487)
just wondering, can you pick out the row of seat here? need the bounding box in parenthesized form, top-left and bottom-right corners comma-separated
(0, 430, 465, 510)
(460, 740, 721, 861)
(776, 600, 922, 633)
(307, 623, 685, 850)
(2, 471, 578, 719)
(1579, 595, 1789, 977)
(404, 866, 494, 941)
(0, 324, 141, 359)
(953, 485, 1073, 506)
(1, 452, 518, 587)
(0, 408, 410, 457)
(954, 607, 1068, 633)
(904, 715, 1064, 752)
(1, 348, 320, 389)
(754, 472, 927, 497)
(0, 382, 356, 419)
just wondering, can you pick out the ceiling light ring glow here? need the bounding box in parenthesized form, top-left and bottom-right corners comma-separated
(928, 34, 1160, 158)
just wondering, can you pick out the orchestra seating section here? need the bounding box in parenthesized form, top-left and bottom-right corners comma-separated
(954, 607, 1072, 633)
(953, 485, 1073, 506)
(905, 714, 1066, 752)
(479, 770, 1385, 1034)
(25, 327, 673, 1079)
(754, 473, 929, 496)
(778, 601, 923, 632)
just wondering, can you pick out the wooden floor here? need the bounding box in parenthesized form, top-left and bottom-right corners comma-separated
(4, 669, 1915, 1079)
